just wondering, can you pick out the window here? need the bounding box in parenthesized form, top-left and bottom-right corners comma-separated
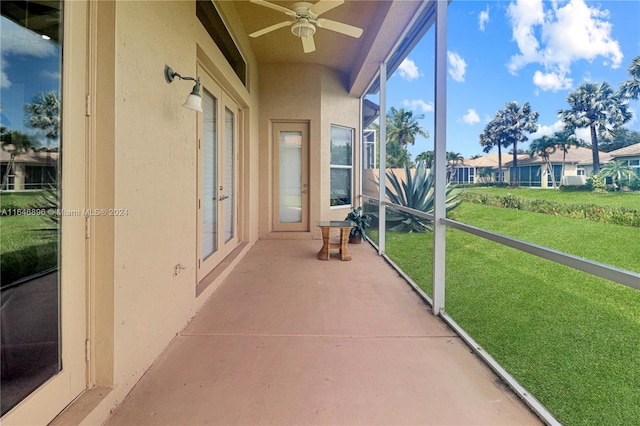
(330, 125, 353, 207)
(577, 166, 585, 176)
(362, 129, 376, 169)
(197, 0, 247, 86)
(546, 165, 562, 187)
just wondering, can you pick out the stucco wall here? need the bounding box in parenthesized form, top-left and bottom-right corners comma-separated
(104, 0, 260, 406)
(258, 63, 361, 239)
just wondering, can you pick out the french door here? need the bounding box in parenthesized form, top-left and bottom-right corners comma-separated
(196, 65, 239, 282)
(272, 122, 309, 232)
(1, 1, 87, 424)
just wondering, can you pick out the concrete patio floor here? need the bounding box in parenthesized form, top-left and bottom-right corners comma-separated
(104, 239, 541, 425)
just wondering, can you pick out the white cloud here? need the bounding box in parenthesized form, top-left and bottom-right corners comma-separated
(532, 70, 573, 91)
(1, 16, 58, 90)
(574, 127, 591, 144)
(461, 109, 480, 125)
(528, 120, 564, 141)
(506, 0, 623, 92)
(41, 70, 61, 81)
(0, 70, 9, 89)
(397, 58, 420, 81)
(1, 16, 57, 58)
(479, 6, 490, 32)
(403, 99, 433, 113)
(447, 51, 467, 83)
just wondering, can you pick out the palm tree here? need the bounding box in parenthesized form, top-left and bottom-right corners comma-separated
(386, 107, 428, 147)
(25, 91, 60, 148)
(599, 161, 637, 191)
(479, 113, 509, 183)
(552, 129, 579, 187)
(559, 82, 632, 174)
(529, 135, 558, 189)
(501, 101, 539, 186)
(618, 56, 640, 100)
(446, 151, 464, 182)
(385, 139, 412, 168)
(415, 151, 434, 168)
(1, 128, 37, 191)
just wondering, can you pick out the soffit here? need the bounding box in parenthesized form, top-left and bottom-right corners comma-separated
(232, 0, 424, 95)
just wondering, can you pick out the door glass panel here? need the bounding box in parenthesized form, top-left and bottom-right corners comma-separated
(202, 89, 217, 259)
(224, 107, 234, 243)
(1, 0, 63, 415)
(279, 131, 302, 223)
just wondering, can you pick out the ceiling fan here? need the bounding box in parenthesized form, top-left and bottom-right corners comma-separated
(248, 0, 364, 53)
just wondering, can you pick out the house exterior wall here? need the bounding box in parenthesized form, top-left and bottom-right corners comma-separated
(85, 0, 261, 420)
(4, 0, 411, 423)
(258, 63, 361, 240)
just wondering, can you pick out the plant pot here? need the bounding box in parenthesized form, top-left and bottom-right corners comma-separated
(349, 235, 362, 244)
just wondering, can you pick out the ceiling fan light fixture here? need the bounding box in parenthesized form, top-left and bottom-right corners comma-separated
(291, 19, 316, 38)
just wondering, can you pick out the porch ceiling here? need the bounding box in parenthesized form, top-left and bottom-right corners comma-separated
(232, 0, 425, 95)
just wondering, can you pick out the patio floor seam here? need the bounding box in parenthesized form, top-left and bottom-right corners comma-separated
(178, 332, 460, 339)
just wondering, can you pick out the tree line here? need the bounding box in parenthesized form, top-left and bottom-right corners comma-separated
(480, 55, 640, 185)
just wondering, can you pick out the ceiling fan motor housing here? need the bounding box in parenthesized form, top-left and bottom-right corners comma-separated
(291, 18, 316, 38)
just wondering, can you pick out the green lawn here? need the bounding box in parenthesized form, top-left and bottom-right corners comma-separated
(1, 213, 58, 285)
(378, 202, 640, 426)
(0, 191, 47, 210)
(465, 186, 640, 210)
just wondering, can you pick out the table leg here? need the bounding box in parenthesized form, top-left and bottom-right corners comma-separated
(318, 227, 331, 260)
(339, 227, 352, 261)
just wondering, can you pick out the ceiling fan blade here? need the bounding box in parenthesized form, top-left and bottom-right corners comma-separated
(301, 34, 316, 53)
(309, 0, 344, 17)
(249, 20, 293, 38)
(316, 18, 363, 38)
(249, 0, 296, 17)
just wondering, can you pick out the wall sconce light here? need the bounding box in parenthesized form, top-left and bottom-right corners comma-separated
(164, 65, 203, 112)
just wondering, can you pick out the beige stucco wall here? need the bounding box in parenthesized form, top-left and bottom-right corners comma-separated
(90, 0, 261, 413)
(258, 63, 361, 239)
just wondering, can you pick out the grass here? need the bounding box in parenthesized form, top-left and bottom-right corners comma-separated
(1, 212, 58, 285)
(465, 186, 640, 210)
(376, 202, 640, 426)
(0, 191, 47, 209)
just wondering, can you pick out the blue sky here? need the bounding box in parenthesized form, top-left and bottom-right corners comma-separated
(1, 15, 61, 146)
(384, 0, 640, 159)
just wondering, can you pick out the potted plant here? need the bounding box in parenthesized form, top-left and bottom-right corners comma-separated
(345, 206, 371, 244)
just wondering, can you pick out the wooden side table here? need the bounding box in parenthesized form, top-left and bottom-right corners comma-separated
(317, 221, 354, 261)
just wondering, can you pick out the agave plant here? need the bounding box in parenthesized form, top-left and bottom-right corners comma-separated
(374, 160, 462, 232)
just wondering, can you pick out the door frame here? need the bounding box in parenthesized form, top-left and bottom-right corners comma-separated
(272, 121, 310, 232)
(2, 1, 88, 423)
(196, 64, 240, 282)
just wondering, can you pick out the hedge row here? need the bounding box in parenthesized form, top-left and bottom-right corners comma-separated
(461, 192, 640, 228)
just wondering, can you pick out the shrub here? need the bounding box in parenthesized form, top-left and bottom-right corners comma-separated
(373, 160, 462, 232)
(586, 174, 608, 193)
(500, 194, 523, 209)
(461, 192, 640, 228)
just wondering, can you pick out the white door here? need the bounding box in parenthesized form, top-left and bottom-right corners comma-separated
(197, 65, 239, 282)
(273, 122, 309, 232)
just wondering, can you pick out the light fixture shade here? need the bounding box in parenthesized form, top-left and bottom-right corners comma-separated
(182, 93, 203, 112)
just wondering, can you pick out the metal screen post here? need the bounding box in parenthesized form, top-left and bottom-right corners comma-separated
(378, 62, 387, 255)
(432, 0, 447, 315)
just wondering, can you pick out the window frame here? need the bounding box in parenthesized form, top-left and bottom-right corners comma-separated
(330, 124, 354, 208)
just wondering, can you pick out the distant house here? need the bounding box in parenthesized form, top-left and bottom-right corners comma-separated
(0, 149, 58, 191)
(504, 146, 612, 188)
(450, 153, 528, 185)
(452, 146, 617, 188)
(608, 143, 640, 176)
